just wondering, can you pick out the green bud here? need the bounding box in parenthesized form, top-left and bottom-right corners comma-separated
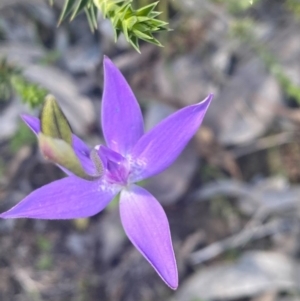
(39, 95, 102, 180)
(40, 95, 72, 145)
(38, 133, 98, 181)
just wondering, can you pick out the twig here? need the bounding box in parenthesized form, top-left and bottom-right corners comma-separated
(232, 131, 294, 158)
(189, 219, 287, 265)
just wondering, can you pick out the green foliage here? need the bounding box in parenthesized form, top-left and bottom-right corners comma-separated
(36, 235, 52, 252)
(210, 196, 239, 222)
(213, 0, 259, 13)
(260, 52, 300, 102)
(56, 0, 98, 30)
(231, 19, 300, 103)
(10, 123, 36, 153)
(223, 249, 240, 261)
(36, 254, 53, 270)
(54, 0, 169, 52)
(98, 1, 168, 51)
(286, 0, 300, 18)
(11, 76, 48, 109)
(0, 59, 47, 108)
(0, 59, 19, 102)
(134, 0, 169, 21)
(36, 236, 53, 270)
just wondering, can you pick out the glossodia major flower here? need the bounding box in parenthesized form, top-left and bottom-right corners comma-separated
(0, 57, 213, 289)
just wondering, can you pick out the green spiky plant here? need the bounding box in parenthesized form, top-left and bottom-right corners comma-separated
(53, 0, 169, 52)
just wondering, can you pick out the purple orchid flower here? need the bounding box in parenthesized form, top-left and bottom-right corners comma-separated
(0, 57, 212, 289)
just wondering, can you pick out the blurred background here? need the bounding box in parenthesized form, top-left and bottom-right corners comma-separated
(1, 0, 300, 300)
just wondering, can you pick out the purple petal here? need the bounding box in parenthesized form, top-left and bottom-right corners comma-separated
(21, 114, 96, 175)
(130, 95, 212, 182)
(21, 114, 40, 133)
(0, 177, 119, 219)
(120, 185, 178, 289)
(101, 57, 144, 156)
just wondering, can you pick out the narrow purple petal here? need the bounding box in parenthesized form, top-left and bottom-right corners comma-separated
(130, 95, 213, 182)
(0, 177, 119, 219)
(101, 57, 144, 156)
(120, 185, 178, 289)
(21, 114, 96, 175)
(21, 114, 40, 133)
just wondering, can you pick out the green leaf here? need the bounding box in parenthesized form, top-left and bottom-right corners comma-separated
(149, 19, 168, 28)
(137, 33, 163, 47)
(148, 10, 161, 18)
(129, 35, 140, 53)
(85, 4, 98, 31)
(89, 3, 98, 29)
(125, 16, 138, 29)
(58, 0, 77, 25)
(71, 0, 90, 20)
(135, 16, 151, 23)
(133, 22, 151, 32)
(113, 28, 122, 41)
(136, 2, 158, 16)
(132, 29, 153, 40)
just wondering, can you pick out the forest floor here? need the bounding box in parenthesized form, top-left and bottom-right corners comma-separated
(1, 1, 300, 300)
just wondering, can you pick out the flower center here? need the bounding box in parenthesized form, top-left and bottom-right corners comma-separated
(96, 145, 130, 186)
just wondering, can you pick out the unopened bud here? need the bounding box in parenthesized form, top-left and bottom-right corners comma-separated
(38, 133, 98, 181)
(40, 95, 72, 145)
